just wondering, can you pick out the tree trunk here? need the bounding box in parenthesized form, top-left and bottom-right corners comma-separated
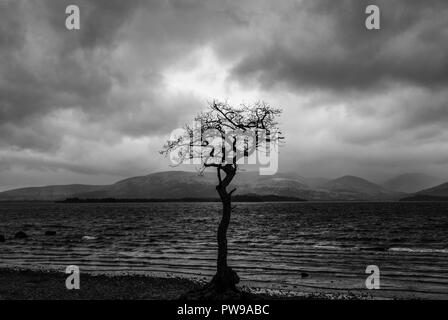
(210, 165, 240, 292)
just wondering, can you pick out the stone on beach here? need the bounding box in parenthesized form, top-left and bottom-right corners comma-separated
(82, 235, 97, 240)
(14, 231, 28, 239)
(301, 272, 310, 278)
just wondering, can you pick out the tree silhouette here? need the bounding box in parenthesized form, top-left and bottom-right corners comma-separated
(161, 100, 284, 295)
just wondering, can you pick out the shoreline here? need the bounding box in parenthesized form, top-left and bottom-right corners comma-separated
(0, 268, 376, 300)
(0, 268, 201, 300)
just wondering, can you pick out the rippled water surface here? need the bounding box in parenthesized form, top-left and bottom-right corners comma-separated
(1, 202, 447, 298)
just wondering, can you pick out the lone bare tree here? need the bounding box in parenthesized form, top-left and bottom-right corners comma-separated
(161, 100, 283, 294)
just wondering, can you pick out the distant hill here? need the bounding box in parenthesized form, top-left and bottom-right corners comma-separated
(57, 194, 307, 203)
(418, 182, 448, 197)
(0, 171, 407, 201)
(318, 175, 404, 201)
(257, 172, 329, 188)
(0, 171, 310, 201)
(76, 171, 219, 199)
(400, 194, 448, 201)
(383, 173, 444, 193)
(0, 184, 105, 201)
(401, 182, 448, 201)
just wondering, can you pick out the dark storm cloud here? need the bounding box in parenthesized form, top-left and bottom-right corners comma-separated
(0, 0, 137, 150)
(41, 0, 144, 50)
(0, 2, 26, 49)
(0, 0, 247, 152)
(1, 0, 448, 188)
(0, 1, 208, 143)
(232, 0, 448, 91)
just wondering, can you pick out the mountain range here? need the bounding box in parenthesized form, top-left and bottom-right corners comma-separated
(2, 170, 446, 202)
(400, 182, 448, 201)
(382, 173, 445, 193)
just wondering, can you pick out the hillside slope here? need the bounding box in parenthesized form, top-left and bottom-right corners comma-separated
(318, 175, 403, 200)
(383, 173, 444, 193)
(0, 171, 408, 201)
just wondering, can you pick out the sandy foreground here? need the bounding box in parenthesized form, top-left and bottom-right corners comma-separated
(0, 268, 201, 300)
(0, 269, 382, 300)
(0, 268, 376, 300)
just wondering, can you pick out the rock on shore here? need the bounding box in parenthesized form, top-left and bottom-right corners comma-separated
(14, 231, 28, 239)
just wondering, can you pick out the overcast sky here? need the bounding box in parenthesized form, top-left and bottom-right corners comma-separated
(1, 0, 448, 190)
